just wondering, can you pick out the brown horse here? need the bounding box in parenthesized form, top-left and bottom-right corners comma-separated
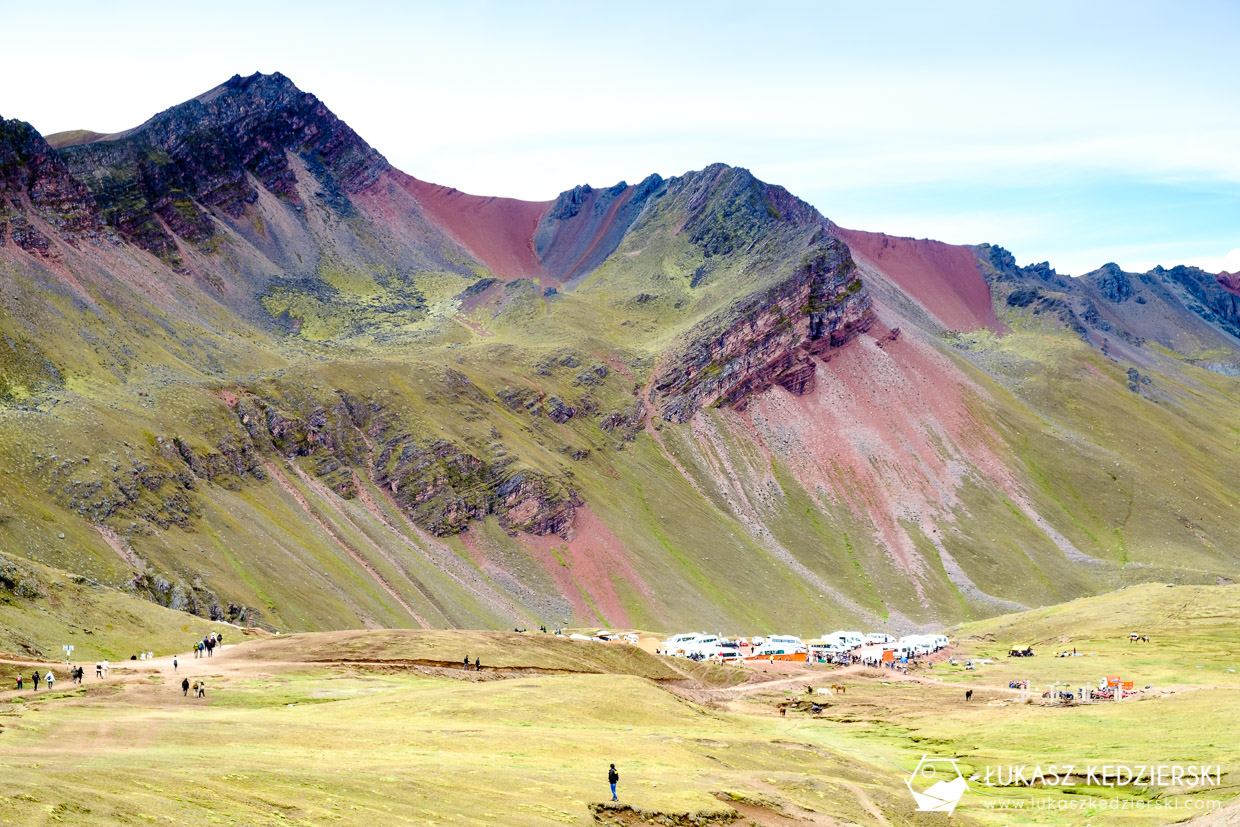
(831, 684, 847, 694)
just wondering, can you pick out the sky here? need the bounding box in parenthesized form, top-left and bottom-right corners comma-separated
(3, 0, 1237, 276)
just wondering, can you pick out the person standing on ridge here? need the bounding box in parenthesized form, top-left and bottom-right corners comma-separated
(608, 764, 619, 801)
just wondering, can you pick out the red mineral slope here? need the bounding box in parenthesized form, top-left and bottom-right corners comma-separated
(668, 302, 1089, 612)
(392, 170, 552, 281)
(1218, 271, 1240, 297)
(832, 224, 1005, 333)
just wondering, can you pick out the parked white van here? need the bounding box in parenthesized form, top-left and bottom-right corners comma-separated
(661, 633, 704, 654)
(752, 635, 806, 657)
(827, 631, 864, 649)
(807, 640, 846, 659)
(899, 635, 935, 655)
(683, 635, 722, 656)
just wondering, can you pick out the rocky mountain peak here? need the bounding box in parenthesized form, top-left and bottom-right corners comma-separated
(0, 117, 102, 254)
(1085, 262, 1135, 303)
(55, 71, 388, 264)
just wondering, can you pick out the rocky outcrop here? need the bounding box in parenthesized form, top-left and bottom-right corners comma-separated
(1086, 262, 1135, 302)
(1005, 286, 1089, 339)
(234, 389, 583, 539)
(533, 174, 665, 282)
(0, 117, 103, 253)
(372, 433, 579, 538)
(649, 241, 875, 422)
(1155, 264, 1240, 338)
(56, 72, 388, 264)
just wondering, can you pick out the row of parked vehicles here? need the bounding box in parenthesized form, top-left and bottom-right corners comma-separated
(659, 630, 951, 662)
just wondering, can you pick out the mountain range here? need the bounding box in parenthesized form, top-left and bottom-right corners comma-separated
(2, 71, 1238, 653)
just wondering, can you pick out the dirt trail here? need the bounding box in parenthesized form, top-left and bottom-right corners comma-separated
(0, 646, 245, 704)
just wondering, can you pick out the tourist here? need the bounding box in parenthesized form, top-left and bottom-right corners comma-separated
(608, 764, 619, 801)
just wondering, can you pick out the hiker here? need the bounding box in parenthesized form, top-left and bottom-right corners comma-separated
(173, 656, 178, 672)
(608, 764, 619, 801)
(195, 680, 206, 698)
(475, 657, 481, 671)
(31, 671, 39, 691)
(182, 677, 190, 697)
(45, 671, 55, 691)
(95, 662, 103, 678)
(464, 655, 470, 669)
(15, 674, 22, 691)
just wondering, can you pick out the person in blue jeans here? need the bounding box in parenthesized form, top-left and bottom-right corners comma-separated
(608, 764, 619, 801)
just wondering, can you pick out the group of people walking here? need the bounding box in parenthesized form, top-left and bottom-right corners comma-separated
(13, 660, 114, 691)
(10, 634, 223, 696)
(193, 632, 222, 658)
(13, 670, 56, 691)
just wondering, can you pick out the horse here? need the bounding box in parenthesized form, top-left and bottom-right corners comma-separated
(831, 684, 846, 695)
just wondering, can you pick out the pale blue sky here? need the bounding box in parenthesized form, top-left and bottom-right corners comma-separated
(5, 1, 1237, 275)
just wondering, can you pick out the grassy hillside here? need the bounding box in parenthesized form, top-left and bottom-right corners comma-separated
(0, 551, 238, 662)
(1, 598, 1237, 825)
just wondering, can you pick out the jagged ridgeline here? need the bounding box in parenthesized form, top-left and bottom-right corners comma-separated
(1, 72, 1239, 650)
